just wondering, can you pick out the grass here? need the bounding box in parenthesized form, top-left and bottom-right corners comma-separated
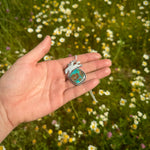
(0, 0, 150, 149)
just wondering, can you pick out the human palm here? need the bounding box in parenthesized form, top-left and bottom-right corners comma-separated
(0, 36, 111, 128)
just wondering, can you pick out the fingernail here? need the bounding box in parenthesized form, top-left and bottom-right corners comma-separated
(95, 53, 101, 59)
(106, 60, 112, 66)
(105, 68, 111, 74)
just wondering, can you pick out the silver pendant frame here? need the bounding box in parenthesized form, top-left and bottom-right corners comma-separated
(65, 55, 86, 86)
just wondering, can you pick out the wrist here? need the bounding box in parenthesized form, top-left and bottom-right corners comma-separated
(0, 101, 14, 143)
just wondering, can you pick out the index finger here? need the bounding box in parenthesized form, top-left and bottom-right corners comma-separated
(57, 53, 101, 69)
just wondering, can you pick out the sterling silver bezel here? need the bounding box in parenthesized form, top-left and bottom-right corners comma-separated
(65, 55, 86, 86)
(67, 68, 86, 86)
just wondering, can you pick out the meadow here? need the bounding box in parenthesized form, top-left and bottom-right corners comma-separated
(0, 0, 150, 149)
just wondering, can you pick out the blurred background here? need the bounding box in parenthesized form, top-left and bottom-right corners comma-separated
(0, 0, 150, 149)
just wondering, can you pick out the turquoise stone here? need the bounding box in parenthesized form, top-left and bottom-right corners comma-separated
(69, 68, 86, 85)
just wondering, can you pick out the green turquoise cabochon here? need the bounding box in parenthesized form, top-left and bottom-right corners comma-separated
(69, 68, 86, 85)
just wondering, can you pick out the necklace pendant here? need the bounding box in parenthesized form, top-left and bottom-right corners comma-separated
(68, 68, 86, 86)
(65, 58, 86, 86)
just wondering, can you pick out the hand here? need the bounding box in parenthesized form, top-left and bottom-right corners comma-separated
(0, 36, 111, 129)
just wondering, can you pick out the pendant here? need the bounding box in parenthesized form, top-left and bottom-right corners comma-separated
(65, 56, 86, 86)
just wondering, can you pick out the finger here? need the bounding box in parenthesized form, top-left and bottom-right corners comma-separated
(58, 53, 101, 69)
(86, 67, 111, 81)
(65, 67, 111, 89)
(63, 79, 99, 104)
(22, 35, 51, 64)
(80, 59, 112, 73)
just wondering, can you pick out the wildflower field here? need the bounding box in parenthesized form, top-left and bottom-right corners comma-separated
(0, 0, 150, 149)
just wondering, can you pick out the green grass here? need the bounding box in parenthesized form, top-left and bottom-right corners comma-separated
(0, 0, 150, 149)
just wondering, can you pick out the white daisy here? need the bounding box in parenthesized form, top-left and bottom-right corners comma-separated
(143, 1, 149, 6)
(37, 33, 43, 38)
(35, 28, 41, 33)
(36, 18, 41, 23)
(88, 145, 97, 150)
(51, 40, 55, 46)
(72, 4, 78, 9)
(27, 28, 34, 33)
(143, 54, 149, 60)
(120, 98, 127, 106)
(59, 37, 65, 43)
(74, 33, 79, 37)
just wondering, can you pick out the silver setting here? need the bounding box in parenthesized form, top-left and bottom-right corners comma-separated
(65, 55, 82, 75)
(65, 55, 86, 86)
(68, 68, 86, 86)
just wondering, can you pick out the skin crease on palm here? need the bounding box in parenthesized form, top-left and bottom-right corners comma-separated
(0, 35, 111, 142)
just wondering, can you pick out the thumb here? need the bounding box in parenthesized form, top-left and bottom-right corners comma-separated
(22, 35, 51, 64)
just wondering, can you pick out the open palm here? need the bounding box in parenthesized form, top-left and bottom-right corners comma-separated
(0, 36, 111, 127)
